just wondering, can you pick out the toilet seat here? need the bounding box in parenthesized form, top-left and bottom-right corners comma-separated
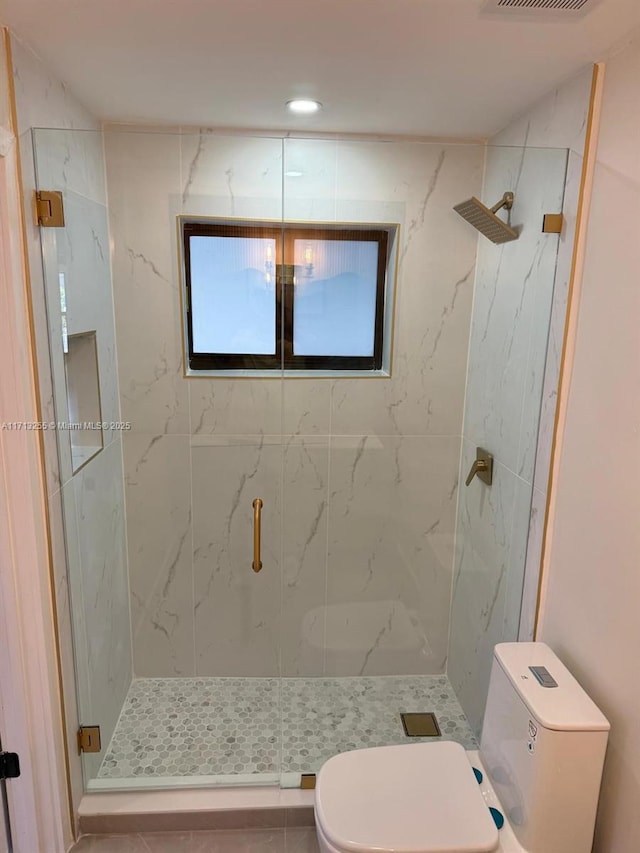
(315, 741, 500, 853)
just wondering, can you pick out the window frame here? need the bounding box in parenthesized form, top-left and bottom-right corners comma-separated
(181, 220, 389, 373)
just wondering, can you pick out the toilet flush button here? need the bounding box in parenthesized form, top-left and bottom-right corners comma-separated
(529, 666, 558, 688)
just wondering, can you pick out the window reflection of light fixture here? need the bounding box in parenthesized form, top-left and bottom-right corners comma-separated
(303, 243, 314, 278)
(264, 243, 274, 284)
(59, 271, 68, 353)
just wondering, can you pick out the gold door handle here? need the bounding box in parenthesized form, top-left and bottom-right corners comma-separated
(465, 448, 493, 486)
(252, 498, 263, 572)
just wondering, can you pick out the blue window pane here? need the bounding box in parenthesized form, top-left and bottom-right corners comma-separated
(190, 235, 276, 355)
(292, 239, 379, 357)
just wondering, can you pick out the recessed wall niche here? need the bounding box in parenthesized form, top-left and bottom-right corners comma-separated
(64, 331, 104, 472)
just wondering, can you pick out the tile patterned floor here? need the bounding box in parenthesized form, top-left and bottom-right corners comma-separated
(99, 675, 477, 780)
(71, 828, 319, 852)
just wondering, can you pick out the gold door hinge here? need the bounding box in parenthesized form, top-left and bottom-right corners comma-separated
(300, 773, 316, 790)
(35, 190, 65, 227)
(77, 725, 101, 754)
(542, 213, 563, 234)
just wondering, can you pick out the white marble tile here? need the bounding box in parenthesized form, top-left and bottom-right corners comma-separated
(533, 150, 583, 493)
(33, 127, 107, 205)
(463, 146, 568, 474)
(22, 129, 81, 489)
(329, 239, 476, 437)
(283, 138, 338, 222)
(10, 34, 98, 134)
(330, 273, 473, 437)
(503, 476, 534, 643)
(189, 380, 282, 437)
(192, 440, 282, 676)
(515, 226, 562, 483)
(335, 140, 480, 205)
(48, 488, 84, 808)
(20, 131, 62, 495)
(448, 440, 518, 736)
(123, 433, 194, 676)
(325, 435, 459, 676)
(29, 137, 123, 479)
(518, 486, 546, 642)
(331, 143, 482, 436)
(491, 66, 593, 154)
(60, 479, 92, 740)
(282, 381, 331, 437)
(53, 191, 121, 444)
(103, 131, 488, 681)
(180, 131, 283, 220)
(105, 130, 189, 434)
(281, 437, 330, 675)
(69, 438, 133, 778)
(38, 221, 74, 485)
(48, 490, 73, 683)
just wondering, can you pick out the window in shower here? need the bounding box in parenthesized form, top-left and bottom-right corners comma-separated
(180, 220, 394, 372)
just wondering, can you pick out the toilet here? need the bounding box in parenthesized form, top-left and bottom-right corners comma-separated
(315, 642, 609, 853)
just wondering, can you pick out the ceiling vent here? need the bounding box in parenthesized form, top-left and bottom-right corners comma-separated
(483, 0, 601, 17)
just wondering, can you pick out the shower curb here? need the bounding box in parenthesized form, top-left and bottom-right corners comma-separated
(77, 787, 315, 834)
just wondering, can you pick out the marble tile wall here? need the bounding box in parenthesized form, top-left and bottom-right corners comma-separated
(104, 129, 485, 678)
(11, 35, 98, 134)
(448, 68, 593, 734)
(13, 35, 133, 784)
(490, 67, 593, 642)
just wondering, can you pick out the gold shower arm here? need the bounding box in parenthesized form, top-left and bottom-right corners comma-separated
(490, 191, 514, 214)
(252, 498, 263, 572)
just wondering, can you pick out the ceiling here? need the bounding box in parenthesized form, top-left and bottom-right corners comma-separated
(3, 0, 640, 138)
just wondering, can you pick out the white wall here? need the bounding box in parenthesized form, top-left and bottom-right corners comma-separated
(539, 39, 640, 853)
(448, 67, 594, 734)
(12, 35, 133, 787)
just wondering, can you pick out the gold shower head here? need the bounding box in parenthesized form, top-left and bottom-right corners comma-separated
(453, 191, 519, 244)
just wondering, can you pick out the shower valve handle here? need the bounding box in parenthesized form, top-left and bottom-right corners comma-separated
(465, 448, 493, 487)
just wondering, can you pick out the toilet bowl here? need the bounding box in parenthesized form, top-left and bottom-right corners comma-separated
(314, 642, 610, 853)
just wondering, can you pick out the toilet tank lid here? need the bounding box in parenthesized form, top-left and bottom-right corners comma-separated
(315, 742, 499, 853)
(493, 643, 610, 732)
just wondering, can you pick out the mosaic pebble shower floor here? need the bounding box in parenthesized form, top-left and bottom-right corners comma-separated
(98, 675, 477, 780)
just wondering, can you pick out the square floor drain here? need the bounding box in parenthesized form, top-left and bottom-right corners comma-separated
(400, 712, 441, 737)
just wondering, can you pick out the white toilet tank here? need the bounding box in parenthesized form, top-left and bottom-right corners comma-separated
(480, 643, 609, 853)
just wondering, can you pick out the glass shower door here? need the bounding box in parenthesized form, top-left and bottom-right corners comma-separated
(277, 135, 481, 783)
(32, 127, 131, 787)
(32, 127, 286, 789)
(277, 135, 570, 782)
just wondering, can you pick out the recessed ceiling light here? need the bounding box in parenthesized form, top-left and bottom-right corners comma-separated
(286, 99, 322, 115)
(285, 170, 304, 178)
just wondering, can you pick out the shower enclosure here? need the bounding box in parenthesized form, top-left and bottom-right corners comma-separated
(27, 127, 568, 791)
